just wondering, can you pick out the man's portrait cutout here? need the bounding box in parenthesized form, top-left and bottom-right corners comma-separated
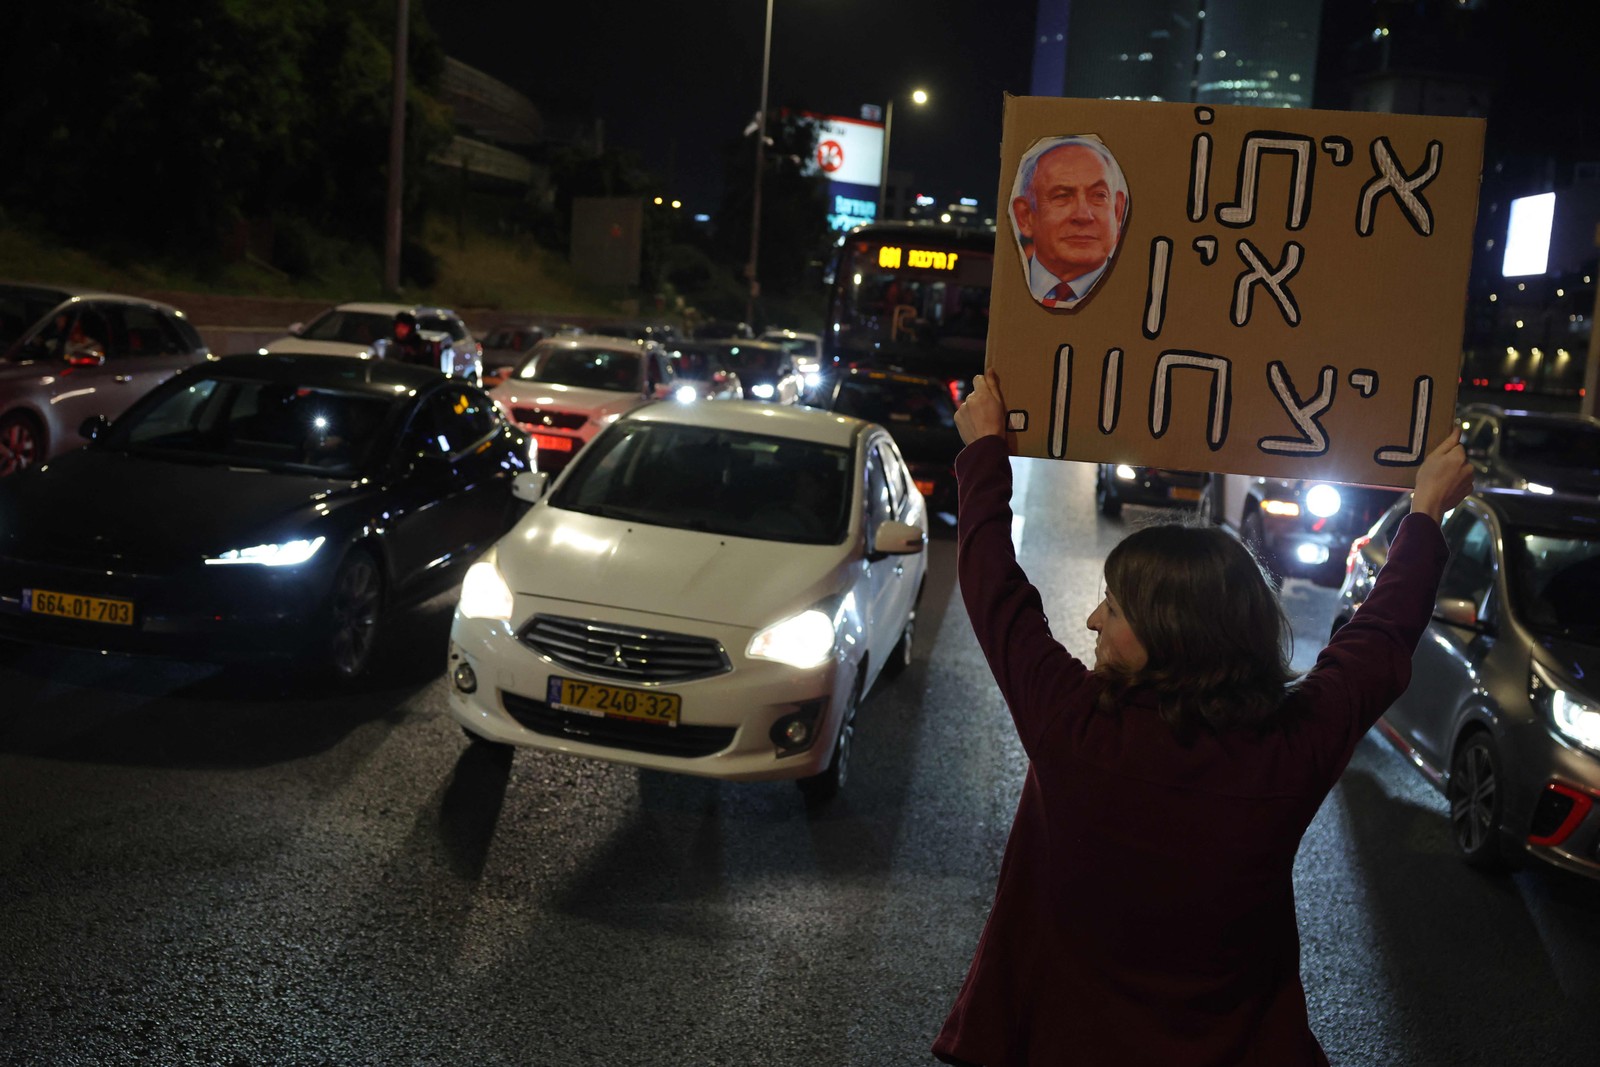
(1010, 135, 1130, 311)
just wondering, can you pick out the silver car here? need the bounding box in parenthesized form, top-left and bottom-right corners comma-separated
(0, 290, 211, 477)
(1332, 489, 1600, 881)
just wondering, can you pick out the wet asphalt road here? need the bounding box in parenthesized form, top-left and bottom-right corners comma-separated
(2, 458, 1598, 1067)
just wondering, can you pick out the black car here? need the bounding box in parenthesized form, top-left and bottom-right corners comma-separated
(1459, 403, 1600, 496)
(0, 354, 532, 680)
(822, 368, 962, 517)
(679, 339, 803, 405)
(1094, 464, 1209, 518)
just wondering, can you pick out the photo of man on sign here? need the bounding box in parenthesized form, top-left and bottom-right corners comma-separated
(1010, 134, 1130, 310)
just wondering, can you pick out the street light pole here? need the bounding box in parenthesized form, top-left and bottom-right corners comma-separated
(745, 0, 774, 327)
(383, 0, 409, 294)
(876, 98, 895, 223)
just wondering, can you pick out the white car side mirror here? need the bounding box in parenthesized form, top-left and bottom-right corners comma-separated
(872, 520, 926, 557)
(513, 470, 550, 503)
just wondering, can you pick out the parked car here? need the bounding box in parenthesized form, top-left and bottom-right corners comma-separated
(489, 336, 680, 475)
(264, 302, 483, 383)
(1330, 489, 1600, 881)
(446, 400, 928, 803)
(666, 342, 745, 401)
(1, 289, 211, 477)
(0, 353, 531, 680)
(1458, 403, 1600, 496)
(1094, 465, 1209, 519)
(760, 328, 825, 393)
(1209, 472, 1404, 587)
(822, 368, 963, 518)
(687, 339, 804, 405)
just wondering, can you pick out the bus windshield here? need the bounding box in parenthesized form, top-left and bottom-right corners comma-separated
(824, 224, 994, 394)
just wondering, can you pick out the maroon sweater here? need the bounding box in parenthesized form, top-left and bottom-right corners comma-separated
(933, 436, 1448, 1067)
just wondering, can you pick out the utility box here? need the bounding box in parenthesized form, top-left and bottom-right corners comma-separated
(570, 197, 642, 287)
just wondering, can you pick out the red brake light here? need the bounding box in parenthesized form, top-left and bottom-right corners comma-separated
(948, 379, 963, 405)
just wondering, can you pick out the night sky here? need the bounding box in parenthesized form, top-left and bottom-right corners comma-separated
(424, 0, 1040, 219)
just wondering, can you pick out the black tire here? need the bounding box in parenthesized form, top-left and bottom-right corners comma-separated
(1447, 730, 1511, 871)
(1095, 469, 1122, 518)
(323, 547, 384, 682)
(0, 411, 44, 478)
(1240, 510, 1282, 588)
(882, 579, 924, 679)
(798, 673, 862, 806)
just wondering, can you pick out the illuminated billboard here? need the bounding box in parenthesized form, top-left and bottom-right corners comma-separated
(1501, 192, 1555, 277)
(801, 113, 886, 232)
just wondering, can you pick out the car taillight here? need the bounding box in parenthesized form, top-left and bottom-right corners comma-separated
(948, 379, 963, 405)
(1345, 533, 1372, 577)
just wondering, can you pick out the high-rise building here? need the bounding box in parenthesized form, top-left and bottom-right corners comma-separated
(1030, 1, 1322, 107)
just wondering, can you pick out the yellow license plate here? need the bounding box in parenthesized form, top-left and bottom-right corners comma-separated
(1168, 486, 1203, 502)
(547, 676, 681, 727)
(25, 588, 135, 626)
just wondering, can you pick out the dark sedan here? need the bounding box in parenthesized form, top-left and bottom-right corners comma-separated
(822, 368, 962, 518)
(1332, 490, 1600, 881)
(683, 339, 804, 405)
(1094, 464, 1209, 518)
(0, 354, 532, 680)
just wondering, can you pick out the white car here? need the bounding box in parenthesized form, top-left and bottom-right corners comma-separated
(489, 335, 680, 474)
(446, 400, 929, 803)
(264, 302, 483, 382)
(760, 328, 825, 392)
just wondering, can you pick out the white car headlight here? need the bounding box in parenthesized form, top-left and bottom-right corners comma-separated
(751, 383, 776, 399)
(747, 608, 835, 669)
(459, 560, 514, 621)
(1115, 464, 1137, 480)
(1305, 484, 1342, 518)
(675, 385, 699, 403)
(204, 536, 325, 567)
(1551, 688, 1600, 754)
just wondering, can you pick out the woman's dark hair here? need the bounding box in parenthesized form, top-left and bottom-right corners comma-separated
(1094, 520, 1296, 740)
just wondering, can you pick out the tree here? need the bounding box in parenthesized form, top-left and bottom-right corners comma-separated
(712, 111, 830, 300)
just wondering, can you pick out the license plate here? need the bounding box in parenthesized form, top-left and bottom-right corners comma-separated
(1168, 486, 1203, 502)
(547, 676, 680, 727)
(531, 432, 575, 452)
(24, 588, 135, 626)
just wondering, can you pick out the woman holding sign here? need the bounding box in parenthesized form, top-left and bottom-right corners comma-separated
(933, 371, 1473, 1066)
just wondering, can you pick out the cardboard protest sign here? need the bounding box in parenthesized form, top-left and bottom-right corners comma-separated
(988, 96, 1485, 487)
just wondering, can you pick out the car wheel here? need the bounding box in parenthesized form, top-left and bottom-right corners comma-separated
(883, 579, 924, 678)
(1240, 510, 1282, 587)
(0, 411, 44, 477)
(1447, 730, 1511, 871)
(324, 547, 384, 681)
(798, 672, 862, 806)
(1095, 469, 1122, 518)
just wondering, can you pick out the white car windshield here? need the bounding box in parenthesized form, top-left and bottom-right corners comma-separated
(550, 422, 852, 545)
(522, 347, 641, 392)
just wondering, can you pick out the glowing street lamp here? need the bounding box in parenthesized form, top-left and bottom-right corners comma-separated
(877, 88, 928, 222)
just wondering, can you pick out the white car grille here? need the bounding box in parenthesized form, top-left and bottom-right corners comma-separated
(520, 614, 731, 682)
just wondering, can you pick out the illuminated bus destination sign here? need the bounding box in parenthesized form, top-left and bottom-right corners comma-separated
(876, 245, 960, 271)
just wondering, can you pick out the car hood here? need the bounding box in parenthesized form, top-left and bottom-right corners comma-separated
(489, 381, 645, 419)
(263, 337, 377, 359)
(0, 448, 362, 569)
(1501, 460, 1600, 495)
(496, 505, 852, 629)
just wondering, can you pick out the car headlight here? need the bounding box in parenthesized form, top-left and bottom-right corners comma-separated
(747, 608, 835, 669)
(1534, 661, 1600, 754)
(751, 383, 776, 399)
(459, 559, 514, 621)
(674, 384, 699, 403)
(1305, 484, 1342, 518)
(204, 536, 326, 567)
(1115, 464, 1137, 480)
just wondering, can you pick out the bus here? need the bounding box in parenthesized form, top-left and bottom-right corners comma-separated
(821, 220, 996, 403)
